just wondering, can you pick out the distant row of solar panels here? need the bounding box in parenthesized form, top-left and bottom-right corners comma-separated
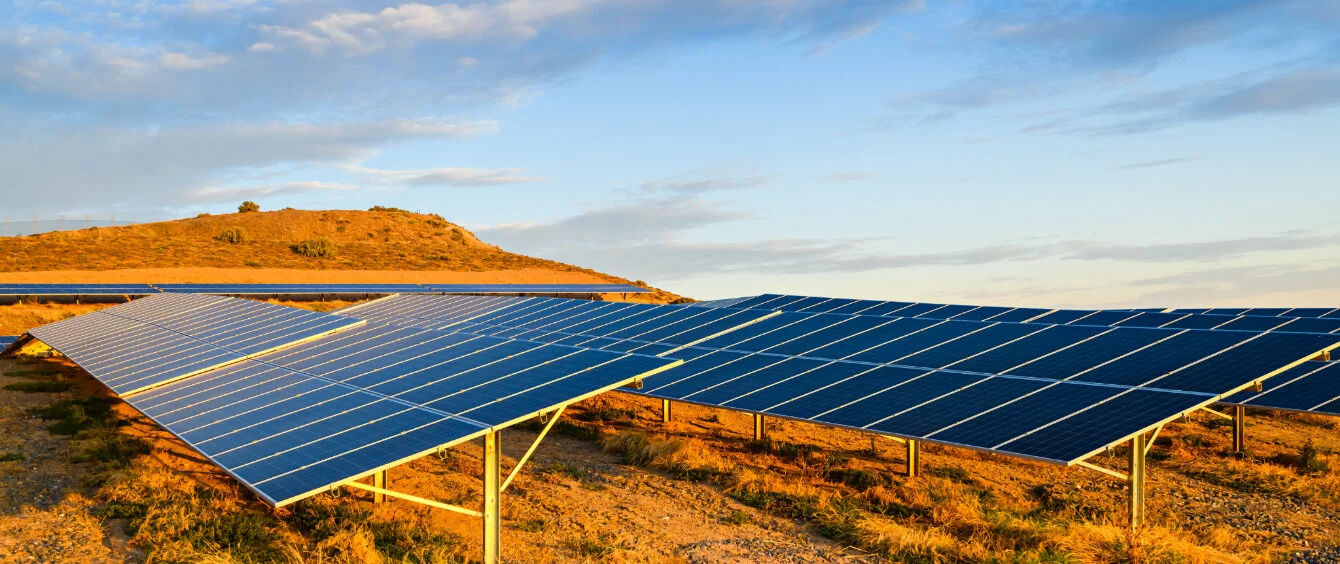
(701, 295, 1340, 335)
(1170, 307, 1340, 319)
(0, 336, 16, 347)
(0, 283, 649, 296)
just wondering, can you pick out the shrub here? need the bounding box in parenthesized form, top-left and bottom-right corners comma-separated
(195, 212, 210, 218)
(215, 227, 245, 244)
(1299, 439, 1329, 474)
(292, 237, 334, 258)
(237, 201, 260, 213)
(0, 452, 23, 462)
(369, 206, 410, 213)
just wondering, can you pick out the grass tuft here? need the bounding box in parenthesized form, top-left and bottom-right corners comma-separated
(0, 452, 24, 462)
(4, 380, 71, 393)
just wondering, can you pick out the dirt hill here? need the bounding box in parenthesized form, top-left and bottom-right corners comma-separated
(0, 208, 684, 302)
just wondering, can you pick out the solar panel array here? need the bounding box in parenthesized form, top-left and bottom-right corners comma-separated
(339, 295, 1340, 464)
(28, 294, 365, 395)
(156, 284, 429, 295)
(1221, 361, 1340, 416)
(15, 294, 680, 506)
(0, 284, 159, 295)
(0, 336, 16, 347)
(0, 283, 650, 297)
(1172, 307, 1340, 319)
(710, 295, 1340, 335)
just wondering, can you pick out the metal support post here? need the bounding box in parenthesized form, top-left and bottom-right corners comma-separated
(753, 413, 766, 440)
(1129, 433, 1146, 529)
(483, 430, 501, 564)
(1232, 405, 1245, 454)
(906, 439, 920, 477)
(373, 470, 387, 503)
(661, 399, 672, 423)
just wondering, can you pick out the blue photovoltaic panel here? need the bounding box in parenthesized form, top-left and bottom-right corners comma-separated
(1221, 362, 1340, 415)
(1028, 310, 1098, 325)
(157, 284, 429, 295)
(31, 300, 679, 507)
(426, 284, 649, 294)
(1288, 308, 1339, 318)
(336, 294, 1339, 465)
(1213, 316, 1292, 332)
(0, 336, 17, 347)
(1244, 308, 1292, 317)
(22, 294, 364, 395)
(0, 284, 160, 296)
(1275, 318, 1340, 335)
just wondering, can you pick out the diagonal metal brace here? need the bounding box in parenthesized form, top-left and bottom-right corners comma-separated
(343, 480, 483, 518)
(1144, 424, 1164, 457)
(1075, 460, 1128, 481)
(1200, 406, 1233, 420)
(501, 406, 565, 492)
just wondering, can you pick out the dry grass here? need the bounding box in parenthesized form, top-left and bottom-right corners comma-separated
(0, 301, 112, 335)
(581, 395, 1320, 564)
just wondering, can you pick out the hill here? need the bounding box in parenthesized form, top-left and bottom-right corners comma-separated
(0, 208, 683, 302)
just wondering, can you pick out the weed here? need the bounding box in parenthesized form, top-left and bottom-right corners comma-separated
(4, 370, 60, 378)
(927, 465, 974, 484)
(539, 463, 585, 480)
(576, 405, 637, 423)
(30, 397, 117, 435)
(1299, 440, 1330, 474)
(3, 380, 70, 393)
(369, 206, 410, 213)
(701, 413, 720, 423)
(74, 428, 152, 467)
(722, 510, 752, 525)
(581, 482, 609, 492)
(292, 237, 335, 258)
(215, 227, 246, 244)
(567, 532, 628, 558)
(0, 452, 24, 462)
(825, 468, 890, 491)
(517, 518, 548, 533)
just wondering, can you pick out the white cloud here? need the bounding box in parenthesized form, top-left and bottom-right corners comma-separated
(249, 42, 276, 53)
(191, 181, 357, 202)
(0, 118, 500, 213)
(457, 56, 479, 66)
(347, 164, 547, 187)
(160, 52, 232, 70)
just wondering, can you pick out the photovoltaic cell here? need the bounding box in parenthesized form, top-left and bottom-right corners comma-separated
(1221, 362, 1340, 414)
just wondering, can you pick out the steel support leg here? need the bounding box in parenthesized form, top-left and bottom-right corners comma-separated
(373, 470, 387, 503)
(1232, 405, 1246, 454)
(753, 413, 766, 441)
(1129, 433, 1146, 530)
(661, 399, 672, 423)
(483, 430, 501, 564)
(905, 439, 920, 477)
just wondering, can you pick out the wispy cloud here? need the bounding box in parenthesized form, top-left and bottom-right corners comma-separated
(191, 181, 357, 202)
(636, 173, 768, 195)
(1112, 157, 1195, 171)
(347, 165, 548, 188)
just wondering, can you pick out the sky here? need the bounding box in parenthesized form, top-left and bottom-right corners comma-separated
(2, 0, 1338, 307)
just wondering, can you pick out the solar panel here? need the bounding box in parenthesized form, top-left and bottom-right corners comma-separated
(0, 284, 160, 296)
(129, 321, 677, 505)
(425, 284, 649, 294)
(155, 284, 431, 295)
(1221, 362, 1340, 415)
(18, 297, 679, 507)
(338, 294, 1340, 465)
(24, 293, 364, 395)
(712, 294, 1340, 336)
(0, 336, 17, 347)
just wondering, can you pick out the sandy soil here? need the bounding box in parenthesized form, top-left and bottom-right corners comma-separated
(0, 268, 619, 285)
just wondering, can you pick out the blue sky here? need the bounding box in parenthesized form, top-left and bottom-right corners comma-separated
(2, 0, 1338, 306)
